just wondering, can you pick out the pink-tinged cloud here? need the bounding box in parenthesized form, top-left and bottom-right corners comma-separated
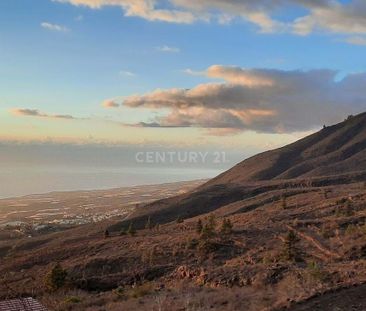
(102, 100, 120, 108)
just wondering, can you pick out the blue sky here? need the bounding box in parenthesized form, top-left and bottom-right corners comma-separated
(1, 0, 366, 146)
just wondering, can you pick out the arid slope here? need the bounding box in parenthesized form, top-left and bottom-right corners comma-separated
(207, 112, 366, 186)
(1, 113, 366, 311)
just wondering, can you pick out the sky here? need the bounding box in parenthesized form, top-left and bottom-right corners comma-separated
(1, 0, 366, 185)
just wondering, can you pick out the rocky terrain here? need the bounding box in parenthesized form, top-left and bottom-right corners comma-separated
(1, 113, 366, 310)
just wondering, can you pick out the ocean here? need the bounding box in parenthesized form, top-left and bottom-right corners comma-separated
(0, 165, 222, 198)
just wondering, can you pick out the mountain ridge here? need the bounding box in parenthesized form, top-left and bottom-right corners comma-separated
(205, 112, 366, 187)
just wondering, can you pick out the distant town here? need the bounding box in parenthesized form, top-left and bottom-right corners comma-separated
(0, 180, 205, 238)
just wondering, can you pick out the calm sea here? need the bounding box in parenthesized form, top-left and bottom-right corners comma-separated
(0, 166, 221, 198)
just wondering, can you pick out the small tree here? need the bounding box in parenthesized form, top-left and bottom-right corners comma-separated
(145, 216, 152, 230)
(127, 222, 136, 236)
(201, 223, 215, 240)
(282, 230, 299, 262)
(345, 199, 353, 216)
(196, 219, 203, 234)
(45, 263, 67, 291)
(208, 214, 216, 230)
(104, 229, 110, 238)
(220, 218, 233, 235)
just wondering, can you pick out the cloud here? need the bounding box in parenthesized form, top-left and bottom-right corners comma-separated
(119, 70, 136, 77)
(183, 68, 204, 76)
(117, 65, 365, 134)
(11, 108, 76, 119)
(41, 22, 69, 32)
(53, 0, 366, 36)
(293, 1, 366, 35)
(206, 65, 275, 87)
(54, 0, 196, 24)
(102, 100, 120, 108)
(156, 45, 180, 53)
(341, 36, 366, 46)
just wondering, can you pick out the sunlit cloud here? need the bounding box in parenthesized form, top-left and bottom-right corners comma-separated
(53, 0, 366, 37)
(54, 0, 196, 24)
(114, 65, 365, 134)
(102, 100, 120, 108)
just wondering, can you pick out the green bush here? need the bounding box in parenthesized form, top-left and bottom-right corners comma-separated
(45, 263, 67, 291)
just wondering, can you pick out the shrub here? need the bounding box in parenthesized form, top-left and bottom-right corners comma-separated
(208, 214, 216, 230)
(220, 218, 233, 235)
(335, 199, 354, 217)
(201, 224, 215, 240)
(113, 286, 125, 298)
(345, 199, 354, 216)
(45, 263, 67, 291)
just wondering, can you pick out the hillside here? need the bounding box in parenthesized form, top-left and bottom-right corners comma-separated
(207, 112, 366, 186)
(1, 113, 366, 310)
(111, 113, 366, 231)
